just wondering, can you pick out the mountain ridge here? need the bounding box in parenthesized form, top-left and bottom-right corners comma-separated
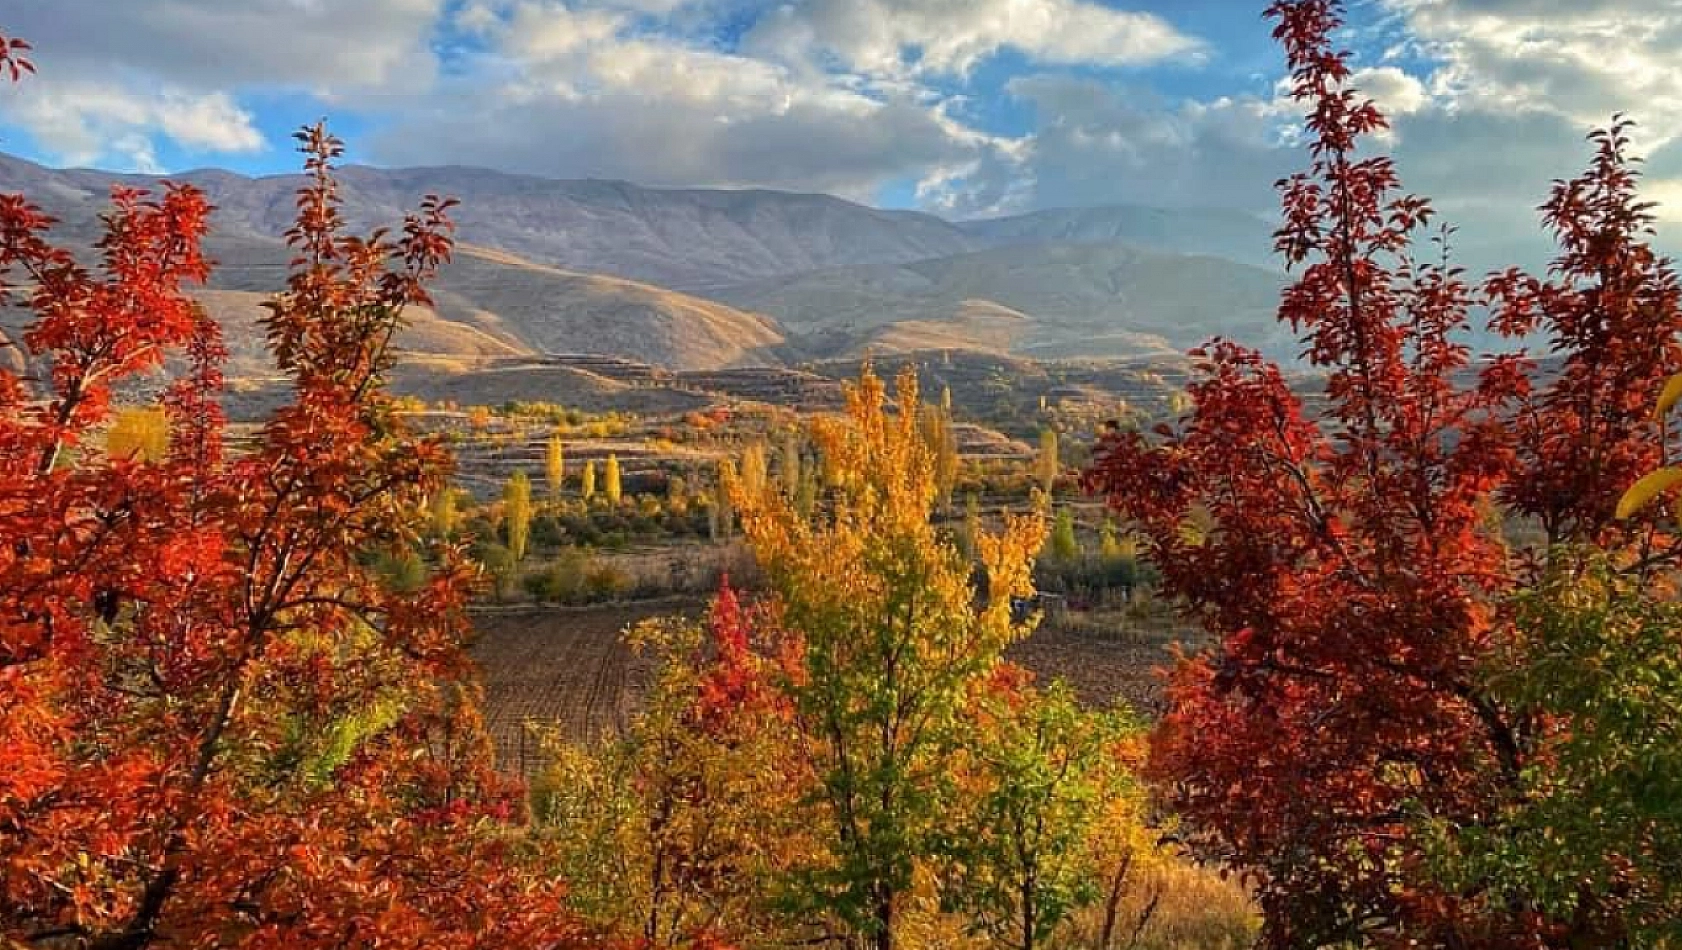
(0, 149, 1295, 384)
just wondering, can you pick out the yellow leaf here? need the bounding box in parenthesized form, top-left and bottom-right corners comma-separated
(1616, 467, 1682, 519)
(1656, 372, 1682, 420)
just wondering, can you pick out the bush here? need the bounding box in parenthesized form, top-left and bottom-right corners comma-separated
(584, 563, 633, 601)
(473, 542, 518, 601)
(522, 548, 590, 603)
(530, 514, 567, 550)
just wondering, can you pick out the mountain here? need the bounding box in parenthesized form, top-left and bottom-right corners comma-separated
(0, 150, 1296, 377)
(0, 153, 979, 292)
(958, 205, 1280, 269)
(204, 240, 787, 372)
(0, 152, 1286, 289)
(711, 241, 1290, 360)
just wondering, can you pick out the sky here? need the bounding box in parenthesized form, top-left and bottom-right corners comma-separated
(1, 0, 1680, 264)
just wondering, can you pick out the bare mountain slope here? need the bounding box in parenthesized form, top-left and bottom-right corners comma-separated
(0, 153, 980, 291)
(0, 149, 1300, 370)
(194, 241, 788, 373)
(712, 241, 1289, 360)
(959, 205, 1280, 269)
(425, 247, 787, 371)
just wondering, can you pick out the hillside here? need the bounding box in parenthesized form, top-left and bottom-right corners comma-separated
(958, 205, 1279, 269)
(0, 153, 980, 291)
(0, 149, 1304, 381)
(711, 241, 1289, 360)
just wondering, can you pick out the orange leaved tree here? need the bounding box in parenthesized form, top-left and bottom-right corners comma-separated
(0, 40, 589, 949)
(1086, 2, 1682, 947)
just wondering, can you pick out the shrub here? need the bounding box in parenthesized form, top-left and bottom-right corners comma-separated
(522, 548, 590, 603)
(584, 563, 633, 601)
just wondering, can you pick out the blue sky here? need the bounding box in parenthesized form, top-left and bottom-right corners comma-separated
(1, 0, 1679, 265)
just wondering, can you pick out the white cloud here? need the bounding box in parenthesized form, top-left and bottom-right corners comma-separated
(1349, 66, 1430, 118)
(0, 0, 1208, 208)
(1362, 0, 1682, 264)
(365, 0, 1030, 199)
(0, 0, 441, 168)
(744, 0, 1204, 78)
(1393, 0, 1682, 140)
(0, 81, 264, 170)
(503, 2, 628, 60)
(917, 74, 1293, 218)
(5, 0, 446, 92)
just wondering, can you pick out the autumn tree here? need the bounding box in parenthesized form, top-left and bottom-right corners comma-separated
(1048, 507, 1080, 564)
(0, 91, 583, 950)
(1036, 429, 1058, 494)
(605, 453, 623, 505)
(711, 459, 736, 540)
(582, 458, 598, 501)
(958, 492, 982, 560)
(794, 466, 819, 519)
(920, 404, 959, 512)
(940, 670, 1142, 950)
(1485, 118, 1682, 547)
(1427, 383, 1682, 944)
(546, 434, 566, 498)
(731, 364, 1045, 950)
(1085, 2, 1682, 945)
(536, 586, 817, 948)
(739, 441, 769, 502)
(780, 431, 802, 499)
(505, 469, 533, 561)
(104, 405, 170, 463)
(430, 484, 459, 539)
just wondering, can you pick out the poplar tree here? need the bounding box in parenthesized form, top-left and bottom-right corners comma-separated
(604, 453, 622, 505)
(740, 441, 769, 503)
(1037, 429, 1059, 494)
(545, 434, 565, 498)
(711, 458, 737, 540)
(504, 469, 533, 562)
(1049, 507, 1080, 563)
(781, 431, 801, 498)
(430, 486, 458, 539)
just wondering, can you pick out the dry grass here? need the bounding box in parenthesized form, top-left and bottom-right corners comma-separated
(1057, 860, 1259, 950)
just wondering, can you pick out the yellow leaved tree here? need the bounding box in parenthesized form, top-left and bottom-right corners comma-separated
(731, 363, 1045, 950)
(105, 405, 170, 462)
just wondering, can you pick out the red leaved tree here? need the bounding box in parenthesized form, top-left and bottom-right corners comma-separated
(0, 44, 591, 949)
(1086, 2, 1682, 947)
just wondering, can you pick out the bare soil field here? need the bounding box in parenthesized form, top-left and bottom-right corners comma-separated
(470, 598, 707, 774)
(471, 597, 1204, 774)
(1006, 615, 1208, 717)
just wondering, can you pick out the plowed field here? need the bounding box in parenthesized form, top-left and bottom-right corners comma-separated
(472, 599, 1201, 774)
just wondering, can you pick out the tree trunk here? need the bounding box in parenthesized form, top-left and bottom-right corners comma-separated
(872, 891, 894, 950)
(1098, 851, 1134, 950)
